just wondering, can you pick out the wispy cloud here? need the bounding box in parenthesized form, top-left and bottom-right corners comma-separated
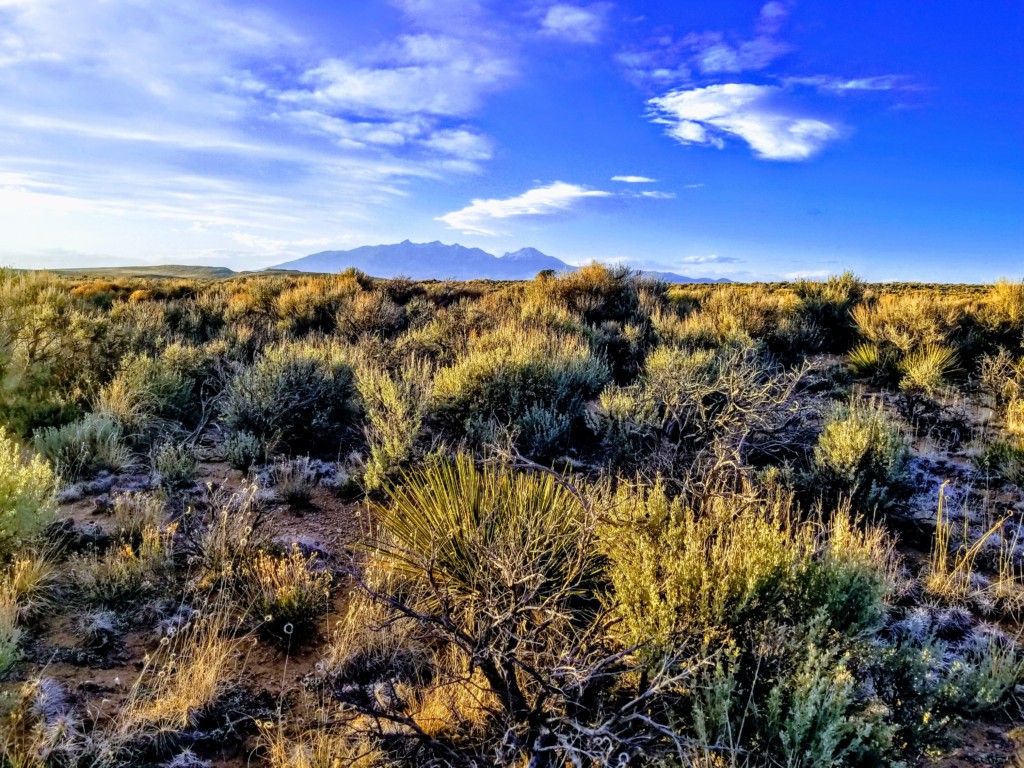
(612, 175, 657, 183)
(437, 181, 612, 236)
(540, 3, 611, 44)
(282, 34, 515, 118)
(618, 1, 791, 85)
(680, 254, 740, 264)
(784, 74, 915, 93)
(0, 0, 522, 266)
(648, 83, 840, 161)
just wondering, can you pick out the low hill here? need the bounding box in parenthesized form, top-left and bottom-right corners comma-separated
(52, 265, 236, 280)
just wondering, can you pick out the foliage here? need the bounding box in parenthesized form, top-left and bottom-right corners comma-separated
(223, 429, 267, 472)
(812, 399, 909, 511)
(0, 429, 57, 558)
(151, 441, 199, 490)
(852, 292, 964, 356)
(222, 340, 356, 453)
(267, 456, 320, 507)
(793, 272, 866, 352)
(431, 324, 607, 456)
(899, 343, 958, 396)
(243, 546, 332, 634)
(73, 524, 176, 605)
(356, 357, 433, 491)
(32, 412, 133, 482)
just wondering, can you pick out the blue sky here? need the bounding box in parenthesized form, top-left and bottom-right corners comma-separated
(0, 0, 1021, 281)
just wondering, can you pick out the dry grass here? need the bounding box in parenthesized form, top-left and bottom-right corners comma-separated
(100, 595, 249, 755)
(926, 483, 1007, 602)
(257, 716, 384, 768)
(243, 545, 332, 631)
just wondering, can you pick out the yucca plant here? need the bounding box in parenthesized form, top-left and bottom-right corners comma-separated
(847, 342, 884, 378)
(372, 454, 597, 607)
(899, 344, 958, 397)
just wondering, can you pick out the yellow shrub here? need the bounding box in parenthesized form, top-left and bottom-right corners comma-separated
(0, 429, 57, 557)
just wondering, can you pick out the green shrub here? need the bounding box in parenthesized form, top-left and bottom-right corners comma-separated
(764, 638, 894, 766)
(223, 430, 267, 472)
(793, 272, 866, 352)
(812, 399, 909, 511)
(0, 579, 21, 674)
(604, 475, 897, 765)
(222, 341, 356, 453)
(151, 442, 198, 490)
(95, 351, 194, 434)
(585, 384, 658, 466)
(268, 456, 319, 507)
(355, 358, 432, 491)
(431, 325, 607, 456)
(0, 429, 57, 558)
(945, 631, 1024, 713)
(977, 439, 1024, 485)
(32, 413, 133, 482)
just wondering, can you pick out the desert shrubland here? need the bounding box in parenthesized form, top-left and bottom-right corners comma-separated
(0, 270, 1022, 767)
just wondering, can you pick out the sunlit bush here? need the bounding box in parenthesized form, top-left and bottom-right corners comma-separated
(243, 546, 331, 635)
(0, 429, 57, 558)
(812, 399, 909, 511)
(431, 324, 607, 455)
(852, 292, 964, 355)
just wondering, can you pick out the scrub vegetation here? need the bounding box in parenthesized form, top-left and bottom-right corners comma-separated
(1, 266, 1023, 766)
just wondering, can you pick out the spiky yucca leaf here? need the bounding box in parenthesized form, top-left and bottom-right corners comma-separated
(899, 344, 958, 396)
(372, 454, 595, 603)
(847, 343, 882, 377)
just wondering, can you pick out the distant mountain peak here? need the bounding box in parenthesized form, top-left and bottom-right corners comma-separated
(271, 241, 727, 283)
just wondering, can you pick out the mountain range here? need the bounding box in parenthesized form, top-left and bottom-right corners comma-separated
(272, 241, 728, 283)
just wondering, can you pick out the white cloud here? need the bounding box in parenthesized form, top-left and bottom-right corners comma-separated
(784, 75, 912, 93)
(540, 3, 610, 44)
(638, 190, 675, 199)
(680, 254, 740, 264)
(438, 181, 612, 236)
(696, 36, 790, 74)
(0, 0, 522, 267)
(285, 34, 515, 118)
(612, 175, 657, 183)
(648, 83, 840, 161)
(618, 1, 791, 85)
